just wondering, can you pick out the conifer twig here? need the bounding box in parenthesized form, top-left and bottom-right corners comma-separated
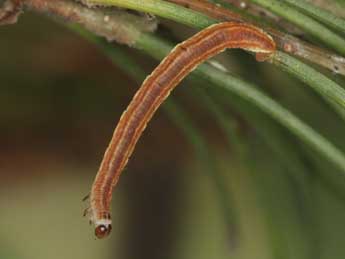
(168, 0, 345, 75)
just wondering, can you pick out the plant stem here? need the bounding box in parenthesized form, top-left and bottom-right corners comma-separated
(273, 51, 345, 120)
(283, 0, 345, 35)
(306, 0, 345, 19)
(175, 0, 345, 76)
(84, 0, 216, 28)
(247, 0, 345, 55)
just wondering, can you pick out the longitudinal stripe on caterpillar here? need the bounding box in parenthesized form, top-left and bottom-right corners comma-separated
(85, 22, 276, 239)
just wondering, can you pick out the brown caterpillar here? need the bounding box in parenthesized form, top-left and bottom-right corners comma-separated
(85, 22, 276, 239)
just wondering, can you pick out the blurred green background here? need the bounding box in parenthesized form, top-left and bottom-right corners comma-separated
(2, 11, 345, 259)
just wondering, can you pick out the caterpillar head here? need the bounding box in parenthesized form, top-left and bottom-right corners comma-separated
(94, 219, 112, 239)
